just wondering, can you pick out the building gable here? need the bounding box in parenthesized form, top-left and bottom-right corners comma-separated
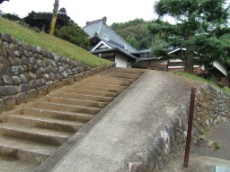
(83, 17, 138, 54)
(91, 41, 111, 51)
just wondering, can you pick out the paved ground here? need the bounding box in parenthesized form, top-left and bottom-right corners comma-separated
(36, 70, 193, 172)
(161, 152, 230, 172)
(192, 122, 230, 160)
(162, 122, 230, 172)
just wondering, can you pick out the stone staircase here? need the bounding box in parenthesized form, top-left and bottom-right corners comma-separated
(0, 68, 144, 172)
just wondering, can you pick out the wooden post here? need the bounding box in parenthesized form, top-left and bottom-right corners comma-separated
(183, 87, 196, 168)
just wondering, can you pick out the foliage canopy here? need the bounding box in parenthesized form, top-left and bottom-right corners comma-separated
(149, 0, 230, 73)
(55, 22, 89, 49)
(23, 11, 71, 33)
(111, 19, 154, 50)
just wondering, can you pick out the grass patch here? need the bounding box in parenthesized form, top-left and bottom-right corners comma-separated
(223, 87, 230, 93)
(172, 71, 221, 88)
(214, 142, 221, 150)
(172, 71, 230, 94)
(200, 127, 212, 136)
(0, 17, 110, 67)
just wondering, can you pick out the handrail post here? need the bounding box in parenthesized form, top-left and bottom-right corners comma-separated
(183, 87, 196, 168)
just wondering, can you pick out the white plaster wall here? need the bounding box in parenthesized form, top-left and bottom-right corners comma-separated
(115, 54, 129, 68)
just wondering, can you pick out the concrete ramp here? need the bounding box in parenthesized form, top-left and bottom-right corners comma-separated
(36, 70, 192, 172)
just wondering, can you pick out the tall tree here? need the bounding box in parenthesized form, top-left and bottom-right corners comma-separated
(149, 0, 230, 73)
(49, 0, 59, 35)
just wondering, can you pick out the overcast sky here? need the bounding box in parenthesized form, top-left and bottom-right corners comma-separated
(0, 0, 159, 26)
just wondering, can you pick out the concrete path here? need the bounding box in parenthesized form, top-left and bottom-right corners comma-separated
(161, 152, 230, 172)
(38, 70, 192, 172)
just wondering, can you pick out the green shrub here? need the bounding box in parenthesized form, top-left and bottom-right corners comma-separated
(55, 22, 89, 49)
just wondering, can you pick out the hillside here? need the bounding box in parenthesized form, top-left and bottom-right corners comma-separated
(111, 19, 154, 50)
(0, 17, 110, 67)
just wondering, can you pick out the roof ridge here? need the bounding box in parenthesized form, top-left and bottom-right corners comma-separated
(102, 24, 138, 53)
(85, 17, 107, 26)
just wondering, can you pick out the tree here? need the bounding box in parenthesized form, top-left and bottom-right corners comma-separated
(59, 7, 67, 15)
(55, 22, 89, 49)
(1, 13, 21, 21)
(126, 35, 138, 48)
(24, 11, 71, 33)
(49, 0, 59, 35)
(149, 0, 230, 73)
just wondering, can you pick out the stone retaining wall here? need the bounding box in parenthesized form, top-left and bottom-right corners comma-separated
(125, 85, 230, 172)
(0, 33, 114, 113)
(194, 84, 230, 136)
(124, 104, 189, 172)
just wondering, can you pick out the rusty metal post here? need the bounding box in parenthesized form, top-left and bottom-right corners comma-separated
(183, 87, 196, 168)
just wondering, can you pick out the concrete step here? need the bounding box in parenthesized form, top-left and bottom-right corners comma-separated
(102, 76, 134, 82)
(85, 76, 133, 84)
(107, 71, 142, 75)
(106, 69, 141, 74)
(3, 114, 83, 132)
(30, 102, 101, 115)
(105, 74, 139, 79)
(107, 69, 144, 75)
(23, 107, 94, 122)
(106, 71, 142, 76)
(66, 89, 117, 97)
(54, 93, 113, 102)
(46, 97, 107, 108)
(0, 136, 57, 164)
(82, 83, 126, 90)
(0, 157, 37, 172)
(84, 80, 130, 87)
(72, 85, 123, 93)
(0, 123, 71, 146)
(83, 76, 132, 85)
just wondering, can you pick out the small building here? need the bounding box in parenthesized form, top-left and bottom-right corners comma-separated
(135, 48, 229, 87)
(83, 17, 139, 68)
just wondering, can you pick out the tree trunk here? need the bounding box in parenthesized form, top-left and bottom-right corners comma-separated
(49, 0, 59, 35)
(184, 48, 194, 74)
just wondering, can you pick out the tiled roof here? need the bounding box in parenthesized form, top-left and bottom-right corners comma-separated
(83, 17, 138, 54)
